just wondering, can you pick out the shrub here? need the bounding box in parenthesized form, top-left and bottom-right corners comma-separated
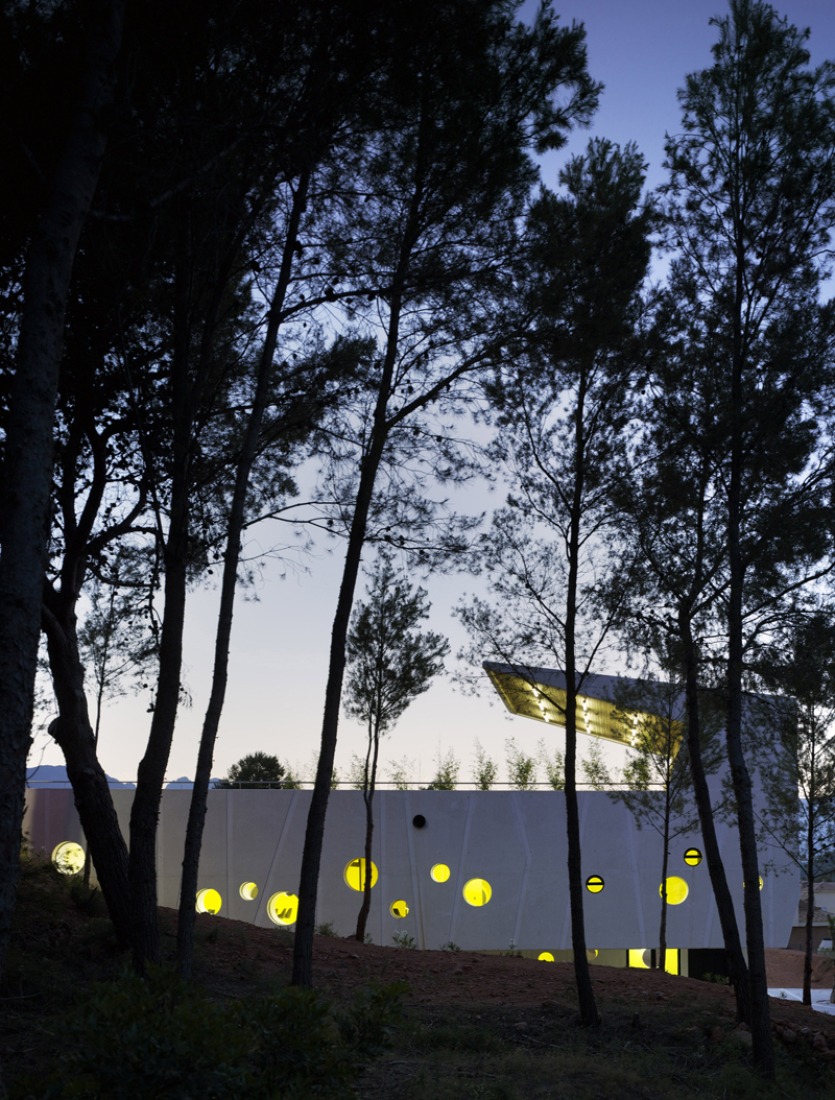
(30, 965, 404, 1098)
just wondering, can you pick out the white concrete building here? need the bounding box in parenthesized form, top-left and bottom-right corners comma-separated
(25, 667, 798, 978)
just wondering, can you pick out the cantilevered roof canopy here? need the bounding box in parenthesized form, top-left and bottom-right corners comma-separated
(483, 661, 683, 755)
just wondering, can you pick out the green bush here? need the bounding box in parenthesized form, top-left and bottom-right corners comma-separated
(28, 966, 405, 1099)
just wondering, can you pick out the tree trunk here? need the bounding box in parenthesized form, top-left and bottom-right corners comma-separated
(678, 608, 751, 1020)
(563, 371, 600, 1028)
(726, 254, 774, 1078)
(802, 741, 817, 1007)
(129, 532, 188, 971)
(43, 603, 131, 948)
(563, 685, 599, 1026)
(176, 171, 310, 978)
(129, 224, 193, 971)
(292, 432, 388, 987)
(804, 875, 814, 1008)
(658, 805, 670, 972)
(355, 728, 379, 944)
(0, 0, 125, 979)
(291, 265, 405, 986)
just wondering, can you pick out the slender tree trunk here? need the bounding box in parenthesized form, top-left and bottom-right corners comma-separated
(129, 225, 193, 971)
(804, 875, 815, 1007)
(83, 584, 113, 890)
(292, 431, 388, 987)
(564, 680, 598, 1025)
(726, 260, 774, 1078)
(355, 727, 379, 943)
(658, 802, 670, 971)
(726, 585, 772, 1069)
(292, 266, 406, 986)
(0, 0, 125, 980)
(43, 603, 131, 948)
(176, 171, 311, 978)
(803, 785, 816, 1007)
(563, 373, 600, 1027)
(129, 508, 188, 971)
(678, 608, 751, 1020)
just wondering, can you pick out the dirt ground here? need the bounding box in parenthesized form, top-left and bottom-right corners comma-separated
(186, 908, 835, 1012)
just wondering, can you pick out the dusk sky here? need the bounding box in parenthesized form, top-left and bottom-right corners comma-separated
(29, 0, 835, 787)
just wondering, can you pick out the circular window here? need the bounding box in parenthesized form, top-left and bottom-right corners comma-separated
(585, 875, 604, 894)
(660, 877, 689, 905)
(430, 863, 451, 883)
(239, 881, 259, 901)
(412, 814, 427, 829)
(266, 891, 299, 926)
(343, 858, 378, 892)
(462, 878, 492, 907)
(538, 951, 555, 963)
(195, 888, 222, 915)
(51, 841, 85, 876)
(390, 899, 410, 918)
(683, 847, 702, 866)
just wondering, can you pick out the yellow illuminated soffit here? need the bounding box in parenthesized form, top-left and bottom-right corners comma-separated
(484, 667, 682, 756)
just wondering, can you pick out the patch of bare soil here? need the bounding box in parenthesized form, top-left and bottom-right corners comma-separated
(183, 905, 834, 1007)
(180, 907, 835, 1066)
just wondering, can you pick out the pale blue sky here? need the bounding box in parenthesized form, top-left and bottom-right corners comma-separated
(31, 0, 835, 787)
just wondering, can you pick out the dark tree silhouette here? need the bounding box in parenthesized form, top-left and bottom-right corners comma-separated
(343, 553, 448, 942)
(214, 753, 289, 790)
(458, 139, 652, 1027)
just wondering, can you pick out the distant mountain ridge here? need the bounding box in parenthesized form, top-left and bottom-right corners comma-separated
(25, 765, 206, 790)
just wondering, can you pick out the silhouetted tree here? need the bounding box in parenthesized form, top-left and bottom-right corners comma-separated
(343, 553, 447, 942)
(0, 0, 127, 964)
(639, 1, 835, 1072)
(214, 752, 288, 789)
(291, 0, 599, 988)
(611, 678, 710, 970)
(458, 138, 652, 1027)
(755, 612, 835, 1007)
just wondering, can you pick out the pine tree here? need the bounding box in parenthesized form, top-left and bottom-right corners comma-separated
(458, 138, 652, 1027)
(644, 1, 835, 1073)
(343, 553, 448, 942)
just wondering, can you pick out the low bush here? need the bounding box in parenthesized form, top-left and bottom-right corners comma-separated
(26, 966, 404, 1099)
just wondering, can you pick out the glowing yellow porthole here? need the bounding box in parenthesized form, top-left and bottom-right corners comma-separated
(195, 888, 222, 915)
(585, 875, 605, 894)
(390, 900, 409, 918)
(743, 876, 764, 891)
(538, 951, 555, 963)
(430, 863, 451, 883)
(684, 847, 702, 866)
(660, 877, 689, 905)
(267, 891, 299, 926)
(629, 948, 651, 970)
(586, 949, 599, 962)
(344, 858, 378, 892)
(463, 878, 492, 907)
(239, 881, 259, 901)
(629, 948, 679, 975)
(51, 841, 85, 876)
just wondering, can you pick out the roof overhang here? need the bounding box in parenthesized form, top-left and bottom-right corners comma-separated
(483, 662, 683, 755)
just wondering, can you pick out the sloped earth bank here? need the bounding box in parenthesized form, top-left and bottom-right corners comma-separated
(185, 913, 835, 1097)
(4, 864, 835, 1099)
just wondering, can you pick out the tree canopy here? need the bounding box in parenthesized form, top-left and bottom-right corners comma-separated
(215, 753, 290, 790)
